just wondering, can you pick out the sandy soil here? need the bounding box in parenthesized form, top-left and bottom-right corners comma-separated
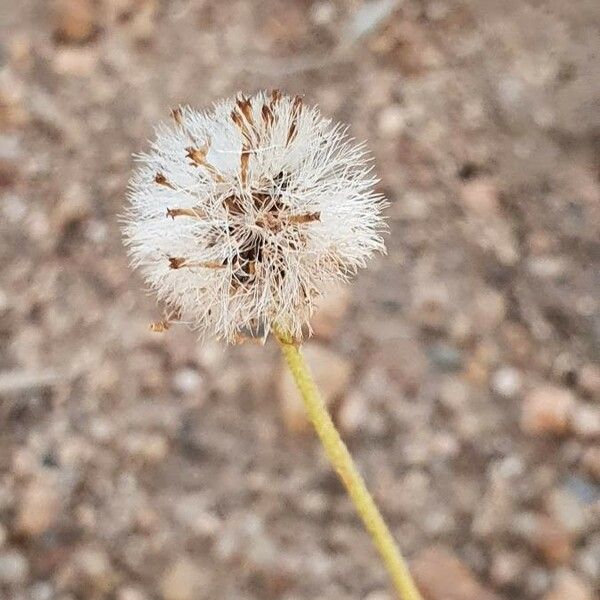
(0, 1, 599, 599)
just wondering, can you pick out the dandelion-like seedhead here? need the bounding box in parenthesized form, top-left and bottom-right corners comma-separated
(123, 91, 387, 342)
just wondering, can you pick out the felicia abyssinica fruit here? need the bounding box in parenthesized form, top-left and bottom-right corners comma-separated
(123, 91, 387, 342)
(123, 93, 424, 599)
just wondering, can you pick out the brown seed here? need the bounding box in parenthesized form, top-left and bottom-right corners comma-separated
(170, 107, 183, 126)
(185, 145, 223, 182)
(168, 257, 225, 270)
(197, 261, 226, 269)
(230, 109, 243, 129)
(230, 107, 255, 186)
(168, 257, 187, 269)
(155, 172, 174, 189)
(286, 123, 297, 146)
(256, 213, 282, 232)
(292, 95, 303, 114)
(287, 212, 320, 224)
(231, 108, 254, 146)
(185, 146, 208, 166)
(223, 195, 244, 215)
(286, 95, 304, 146)
(261, 104, 274, 127)
(171, 109, 202, 146)
(150, 320, 170, 332)
(270, 89, 282, 107)
(166, 207, 206, 219)
(236, 95, 254, 125)
(240, 148, 250, 187)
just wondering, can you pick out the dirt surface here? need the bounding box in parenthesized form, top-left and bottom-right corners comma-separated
(0, 1, 599, 599)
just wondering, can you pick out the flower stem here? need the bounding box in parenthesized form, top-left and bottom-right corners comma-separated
(275, 331, 423, 600)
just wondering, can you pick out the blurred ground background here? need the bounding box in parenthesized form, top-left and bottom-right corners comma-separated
(0, 1, 599, 599)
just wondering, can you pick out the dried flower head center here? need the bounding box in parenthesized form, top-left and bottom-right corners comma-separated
(164, 92, 321, 295)
(228, 178, 321, 291)
(124, 90, 386, 342)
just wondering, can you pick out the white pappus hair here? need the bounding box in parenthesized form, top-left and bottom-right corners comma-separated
(123, 90, 387, 343)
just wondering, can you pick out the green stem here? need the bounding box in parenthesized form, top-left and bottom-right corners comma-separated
(275, 330, 423, 600)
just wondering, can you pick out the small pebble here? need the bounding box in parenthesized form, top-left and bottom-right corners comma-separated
(117, 586, 149, 600)
(578, 364, 600, 398)
(76, 548, 116, 593)
(338, 390, 368, 435)
(489, 550, 525, 587)
(16, 478, 61, 537)
(581, 447, 600, 481)
(377, 104, 406, 139)
(474, 288, 506, 331)
(122, 432, 169, 464)
(28, 582, 54, 600)
(310, 1, 336, 26)
(491, 367, 522, 398)
(520, 385, 576, 436)
(54, 0, 98, 45)
(364, 592, 392, 600)
(160, 557, 208, 600)
(0, 550, 29, 585)
(546, 487, 587, 537)
(459, 179, 499, 217)
(514, 512, 573, 565)
(427, 342, 463, 372)
(571, 404, 600, 439)
(438, 377, 470, 412)
(412, 545, 500, 600)
(311, 284, 351, 340)
(543, 570, 593, 600)
(172, 368, 204, 396)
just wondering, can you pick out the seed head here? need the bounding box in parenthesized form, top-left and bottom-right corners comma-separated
(123, 91, 387, 342)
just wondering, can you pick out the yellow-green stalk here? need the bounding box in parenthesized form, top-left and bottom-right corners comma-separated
(275, 329, 423, 600)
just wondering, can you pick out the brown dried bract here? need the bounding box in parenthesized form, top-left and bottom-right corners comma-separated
(186, 145, 209, 166)
(166, 207, 206, 219)
(236, 94, 254, 125)
(286, 95, 304, 147)
(149, 306, 182, 332)
(269, 89, 282, 108)
(240, 148, 250, 187)
(292, 95, 303, 114)
(255, 213, 283, 233)
(230, 110, 252, 187)
(261, 103, 274, 128)
(223, 195, 244, 215)
(150, 320, 170, 332)
(231, 97, 261, 188)
(169, 257, 226, 270)
(231, 109, 253, 144)
(168, 256, 187, 269)
(170, 106, 184, 126)
(231, 332, 266, 345)
(155, 172, 174, 189)
(171, 107, 202, 146)
(198, 261, 227, 269)
(185, 143, 224, 182)
(287, 211, 320, 224)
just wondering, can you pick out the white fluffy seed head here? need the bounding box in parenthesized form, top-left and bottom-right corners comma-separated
(123, 91, 387, 343)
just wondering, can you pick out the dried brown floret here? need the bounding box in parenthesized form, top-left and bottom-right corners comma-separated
(166, 207, 206, 219)
(287, 212, 320, 224)
(155, 172, 174, 188)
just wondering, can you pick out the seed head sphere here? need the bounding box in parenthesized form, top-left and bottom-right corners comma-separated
(123, 91, 387, 342)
